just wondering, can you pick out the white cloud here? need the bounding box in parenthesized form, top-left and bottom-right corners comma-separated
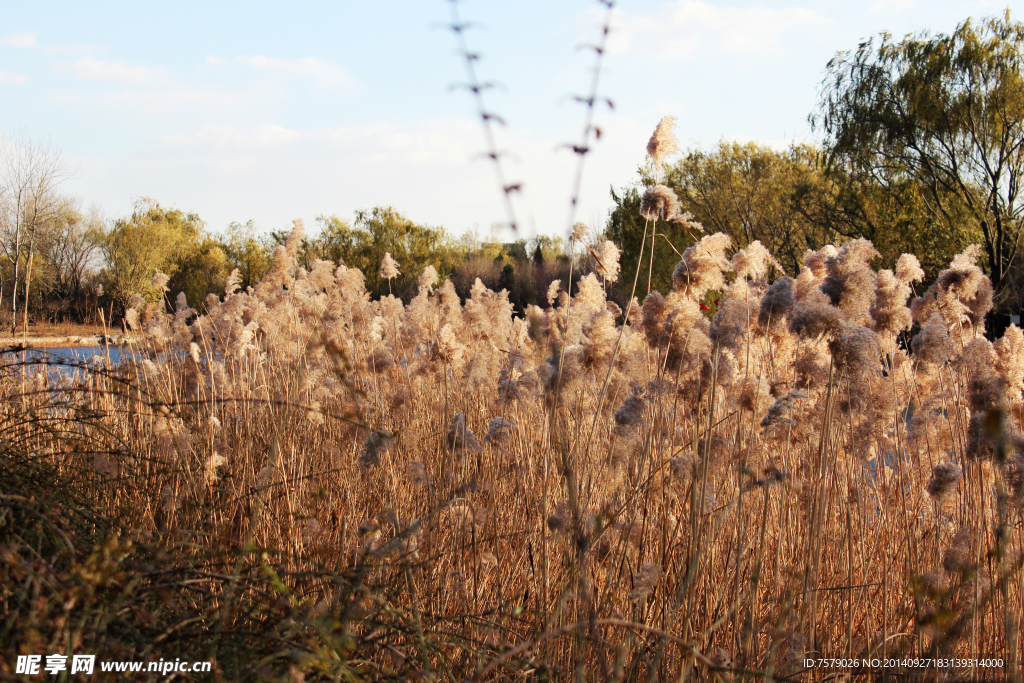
(1, 32, 37, 48)
(0, 70, 27, 84)
(205, 55, 225, 66)
(604, 0, 828, 58)
(237, 55, 353, 88)
(53, 56, 155, 83)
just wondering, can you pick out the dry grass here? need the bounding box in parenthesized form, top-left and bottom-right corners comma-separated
(1, 218, 1022, 681)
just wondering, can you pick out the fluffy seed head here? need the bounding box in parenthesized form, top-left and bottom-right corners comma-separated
(895, 253, 925, 285)
(547, 280, 561, 307)
(870, 269, 913, 334)
(758, 276, 794, 330)
(380, 252, 400, 280)
(672, 232, 733, 299)
(418, 265, 438, 293)
(359, 430, 394, 469)
(942, 529, 974, 574)
(926, 461, 963, 502)
(761, 390, 808, 430)
(614, 394, 645, 427)
(646, 115, 680, 169)
(225, 268, 242, 296)
(731, 240, 781, 280)
(483, 416, 516, 446)
(151, 272, 170, 292)
(912, 313, 953, 366)
(285, 218, 305, 260)
(446, 413, 482, 454)
(595, 240, 621, 283)
(640, 184, 681, 222)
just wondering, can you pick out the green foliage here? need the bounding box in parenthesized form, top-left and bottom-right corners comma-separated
(608, 139, 980, 289)
(816, 11, 1024, 297)
(100, 199, 204, 307)
(605, 183, 699, 296)
(665, 142, 828, 275)
(790, 159, 978, 280)
(306, 207, 468, 299)
(167, 237, 231, 311)
(222, 220, 272, 291)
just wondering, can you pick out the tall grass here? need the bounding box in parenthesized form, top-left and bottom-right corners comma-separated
(1, 206, 1022, 680)
(3, 6, 1024, 678)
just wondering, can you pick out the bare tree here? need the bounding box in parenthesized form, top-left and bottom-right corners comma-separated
(49, 199, 103, 298)
(0, 135, 70, 341)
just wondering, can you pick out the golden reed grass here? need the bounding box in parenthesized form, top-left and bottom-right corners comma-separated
(2, 123, 1024, 682)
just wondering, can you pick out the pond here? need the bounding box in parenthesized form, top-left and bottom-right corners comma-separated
(1, 346, 134, 364)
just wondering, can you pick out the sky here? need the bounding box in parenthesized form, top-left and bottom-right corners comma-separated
(0, 0, 1018, 244)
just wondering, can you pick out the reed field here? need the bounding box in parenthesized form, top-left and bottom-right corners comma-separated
(3, 8, 1024, 678)
(2, 188, 1024, 681)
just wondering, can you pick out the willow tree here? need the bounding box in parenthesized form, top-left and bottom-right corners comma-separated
(815, 12, 1024, 299)
(101, 199, 204, 308)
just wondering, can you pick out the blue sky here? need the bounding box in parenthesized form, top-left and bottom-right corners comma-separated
(0, 0, 1016, 243)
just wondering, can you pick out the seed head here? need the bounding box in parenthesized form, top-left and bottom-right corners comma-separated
(483, 416, 516, 446)
(926, 462, 962, 502)
(285, 218, 305, 260)
(646, 115, 680, 169)
(628, 562, 662, 602)
(418, 265, 438, 293)
(595, 240, 621, 283)
(758, 276, 794, 331)
(151, 272, 170, 292)
(446, 413, 482, 454)
(895, 253, 925, 285)
(547, 280, 561, 307)
(380, 252, 400, 280)
(359, 430, 394, 469)
(640, 184, 681, 222)
(225, 268, 242, 296)
(912, 313, 953, 366)
(942, 529, 974, 574)
(614, 394, 645, 427)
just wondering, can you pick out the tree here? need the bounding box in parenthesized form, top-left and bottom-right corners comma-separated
(664, 142, 833, 274)
(0, 135, 70, 337)
(608, 139, 982, 291)
(47, 199, 103, 296)
(310, 208, 466, 299)
(816, 11, 1024, 300)
(168, 238, 231, 310)
(101, 199, 204, 308)
(41, 198, 104, 320)
(222, 220, 272, 291)
(789, 158, 979, 279)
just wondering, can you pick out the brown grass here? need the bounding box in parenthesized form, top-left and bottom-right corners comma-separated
(1, 226, 1022, 681)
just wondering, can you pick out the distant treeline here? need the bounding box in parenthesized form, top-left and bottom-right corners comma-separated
(5, 11, 1024, 327)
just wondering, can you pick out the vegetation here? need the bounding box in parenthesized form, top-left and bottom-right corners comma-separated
(3, 9, 1024, 681)
(816, 11, 1024, 302)
(3, 216, 1023, 680)
(609, 13, 1024, 314)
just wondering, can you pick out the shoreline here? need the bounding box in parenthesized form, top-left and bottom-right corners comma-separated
(0, 335, 133, 348)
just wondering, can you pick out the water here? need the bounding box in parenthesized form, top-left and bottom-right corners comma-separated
(1, 345, 133, 364)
